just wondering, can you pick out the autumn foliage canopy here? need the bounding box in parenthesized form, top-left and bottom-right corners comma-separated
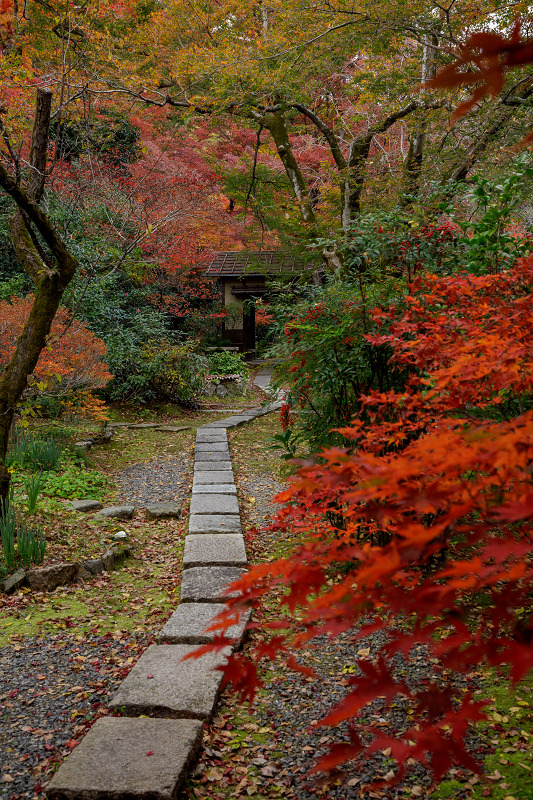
(0, 296, 112, 418)
(206, 256, 533, 782)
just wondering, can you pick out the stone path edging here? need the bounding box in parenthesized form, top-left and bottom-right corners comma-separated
(46, 369, 282, 800)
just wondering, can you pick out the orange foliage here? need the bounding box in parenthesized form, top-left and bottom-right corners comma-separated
(0, 296, 112, 418)
(199, 259, 533, 784)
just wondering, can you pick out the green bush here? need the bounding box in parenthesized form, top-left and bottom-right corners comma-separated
(270, 275, 407, 452)
(142, 340, 208, 405)
(207, 351, 248, 376)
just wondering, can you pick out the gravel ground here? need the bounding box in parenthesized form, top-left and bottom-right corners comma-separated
(0, 632, 151, 800)
(114, 456, 190, 506)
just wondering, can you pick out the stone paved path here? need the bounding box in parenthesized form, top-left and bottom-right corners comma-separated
(46, 368, 281, 800)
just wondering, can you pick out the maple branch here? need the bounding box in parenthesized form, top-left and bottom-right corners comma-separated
(292, 103, 347, 171)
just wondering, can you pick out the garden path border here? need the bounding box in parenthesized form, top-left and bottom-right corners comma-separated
(45, 369, 282, 800)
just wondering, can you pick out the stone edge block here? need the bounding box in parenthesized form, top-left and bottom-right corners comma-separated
(158, 603, 251, 648)
(45, 716, 203, 800)
(188, 514, 241, 535)
(183, 534, 247, 568)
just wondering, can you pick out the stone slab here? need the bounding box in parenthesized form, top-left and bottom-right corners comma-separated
(0, 568, 26, 594)
(45, 716, 202, 800)
(109, 644, 229, 719)
(180, 566, 244, 603)
(26, 563, 78, 591)
(193, 470, 234, 484)
(156, 425, 190, 432)
(98, 505, 135, 520)
(145, 502, 181, 520)
(192, 483, 236, 495)
(194, 460, 233, 471)
(189, 494, 239, 516)
(195, 442, 230, 453)
(195, 430, 228, 442)
(158, 603, 251, 646)
(193, 450, 230, 463)
(183, 534, 247, 568)
(70, 499, 103, 512)
(189, 514, 241, 535)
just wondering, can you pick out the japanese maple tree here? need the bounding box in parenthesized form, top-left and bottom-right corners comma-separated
(203, 257, 533, 785)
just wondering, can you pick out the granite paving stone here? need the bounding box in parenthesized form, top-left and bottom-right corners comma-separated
(192, 483, 236, 495)
(194, 451, 230, 462)
(144, 501, 181, 519)
(108, 644, 229, 719)
(188, 514, 241, 535)
(97, 504, 135, 520)
(158, 603, 251, 646)
(189, 493, 239, 516)
(195, 431, 228, 442)
(45, 716, 203, 800)
(180, 566, 245, 602)
(183, 534, 247, 568)
(195, 442, 230, 452)
(70, 499, 103, 512)
(193, 470, 234, 484)
(194, 460, 233, 471)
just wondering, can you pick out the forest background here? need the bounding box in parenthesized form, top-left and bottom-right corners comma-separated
(1, 0, 533, 794)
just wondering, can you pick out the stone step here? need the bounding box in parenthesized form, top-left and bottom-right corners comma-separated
(194, 460, 233, 471)
(158, 602, 250, 646)
(189, 514, 241, 535)
(45, 716, 202, 800)
(183, 534, 247, 568)
(195, 442, 230, 453)
(192, 483, 236, 495)
(189, 494, 239, 516)
(109, 644, 229, 720)
(180, 566, 244, 603)
(193, 470, 234, 485)
(195, 431, 228, 442)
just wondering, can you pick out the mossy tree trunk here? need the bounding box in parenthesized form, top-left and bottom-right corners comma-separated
(0, 89, 79, 505)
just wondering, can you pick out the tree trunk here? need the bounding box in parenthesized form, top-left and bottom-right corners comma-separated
(401, 33, 438, 210)
(258, 108, 317, 226)
(0, 89, 79, 505)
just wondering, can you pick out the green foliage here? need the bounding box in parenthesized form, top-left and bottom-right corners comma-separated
(207, 350, 248, 376)
(50, 110, 140, 168)
(67, 271, 173, 402)
(41, 463, 109, 499)
(454, 155, 533, 275)
(271, 273, 406, 451)
(269, 428, 299, 460)
(0, 486, 46, 573)
(25, 472, 44, 514)
(6, 430, 63, 471)
(16, 522, 46, 569)
(142, 340, 209, 405)
(0, 275, 26, 302)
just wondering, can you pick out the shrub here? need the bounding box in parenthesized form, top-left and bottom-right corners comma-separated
(271, 276, 406, 451)
(142, 340, 209, 405)
(207, 350, 248, 377)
